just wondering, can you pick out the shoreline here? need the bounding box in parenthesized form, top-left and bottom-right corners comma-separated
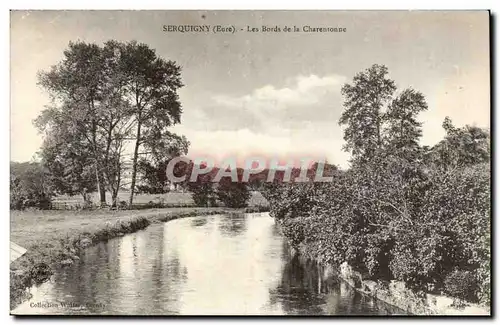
(287, 238, 490, 316)
(10, 207, 249, 311)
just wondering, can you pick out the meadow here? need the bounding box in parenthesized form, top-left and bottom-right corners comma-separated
(52, 190, 269, 209)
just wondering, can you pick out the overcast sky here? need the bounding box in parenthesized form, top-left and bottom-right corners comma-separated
(10, 10, 490, 168)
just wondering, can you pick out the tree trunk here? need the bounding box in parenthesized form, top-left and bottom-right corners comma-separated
(91, 113, 107, 207)
(128, 121, 142, 207)
(81, 191, 88, 205)
(95, 164, 107, 207)
(376, 109, 382, 146)
(98, 174, 107, 206)
(111, 189, 118, 208)
(113, 159, 122, 209)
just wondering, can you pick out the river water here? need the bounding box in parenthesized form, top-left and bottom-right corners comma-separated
(13, 213, 405, 315)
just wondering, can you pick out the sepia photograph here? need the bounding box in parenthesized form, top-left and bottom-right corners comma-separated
(9, 10, 491, 316)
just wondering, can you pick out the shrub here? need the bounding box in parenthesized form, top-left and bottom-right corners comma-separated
(444, 270, 479, 304)
(186, 175, 215, 207)
(266, 160, 490, 304)
(421, 163, 490, 300)
(216, 181, 250, 208)
(10, 162, 53, 210)
(262, 182, 322, 220)
(280, 217, 307, 248)
(119, 200, 128, 209)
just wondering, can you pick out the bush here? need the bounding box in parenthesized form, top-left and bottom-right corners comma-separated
(266, 161, 490, 303)
(280, 217, 307, 248)
(422, 163, 490, 301)
(216, 181, 250, 208)
(10, 162, 53, 210)
(186, 175, 215, 207)
(262, 182, 323, 220)
(191, 190, 214, 207)
(444, 270, 479, 304)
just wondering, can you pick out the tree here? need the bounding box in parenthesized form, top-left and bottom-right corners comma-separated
(35, 41, 178, 208)
(116, 41, 184, 207)
(36, 41, 134, 207)
(37, 42, 108, 206)
(384, 87, 428, 161)
(96, 41, 137, 207)
(430, 117, 490, 170)
(339, 64, 396, 163)
(136, 138, 190, 195)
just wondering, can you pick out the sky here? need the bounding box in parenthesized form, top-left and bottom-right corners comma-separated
(10, 10, 490, 168)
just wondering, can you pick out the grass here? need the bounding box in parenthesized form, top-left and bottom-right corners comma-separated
(54, 191, 196, 206)
(52, 191, 269, 209)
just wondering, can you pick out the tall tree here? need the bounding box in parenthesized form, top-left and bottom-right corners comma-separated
(37, 41, 108, 206)
(117, 41, 184, 206)
(384, 87, 428, 161)
(339, 64, 396, 163)
(36, 41, 133, 207)
(98, 41, 136, 207)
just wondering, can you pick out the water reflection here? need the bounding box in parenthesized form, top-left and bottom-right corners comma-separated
(13, 213, 404, 315)
(217, 214, 248, 236)
(190, 217, 207, 228)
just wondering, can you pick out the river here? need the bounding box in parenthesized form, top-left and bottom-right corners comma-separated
(12, 212, 405, 315)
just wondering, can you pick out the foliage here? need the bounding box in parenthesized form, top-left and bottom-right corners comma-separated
(116, 41, 186, 206)
(35, 40, 188, 208)
(280, 217, 307, 248)
(38, 133, 96, 202)
(384, 87, 428, 160)
(444, 270, 479, 304)
(339, 64, 396, 162)
(216, 179, 251, 208)
(266, 64, 491, 305)
(429, 118, 490, 170)
(10, 162, 53, 210)
(186, 173, 216, 207)
(136, 159, 171, 194)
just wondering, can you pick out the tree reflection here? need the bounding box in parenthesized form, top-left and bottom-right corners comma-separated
(267, 240, 406, 315)
(217, 214, 247, 237)
(190, 217, 208, 228)
(268, 247, 326, 315)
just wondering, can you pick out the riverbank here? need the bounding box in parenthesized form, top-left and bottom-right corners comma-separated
(10, 207, 241, 310)
(291, 241, 490, 316)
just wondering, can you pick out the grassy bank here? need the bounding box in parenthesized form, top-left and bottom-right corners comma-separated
(10, 207, 233, 310)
